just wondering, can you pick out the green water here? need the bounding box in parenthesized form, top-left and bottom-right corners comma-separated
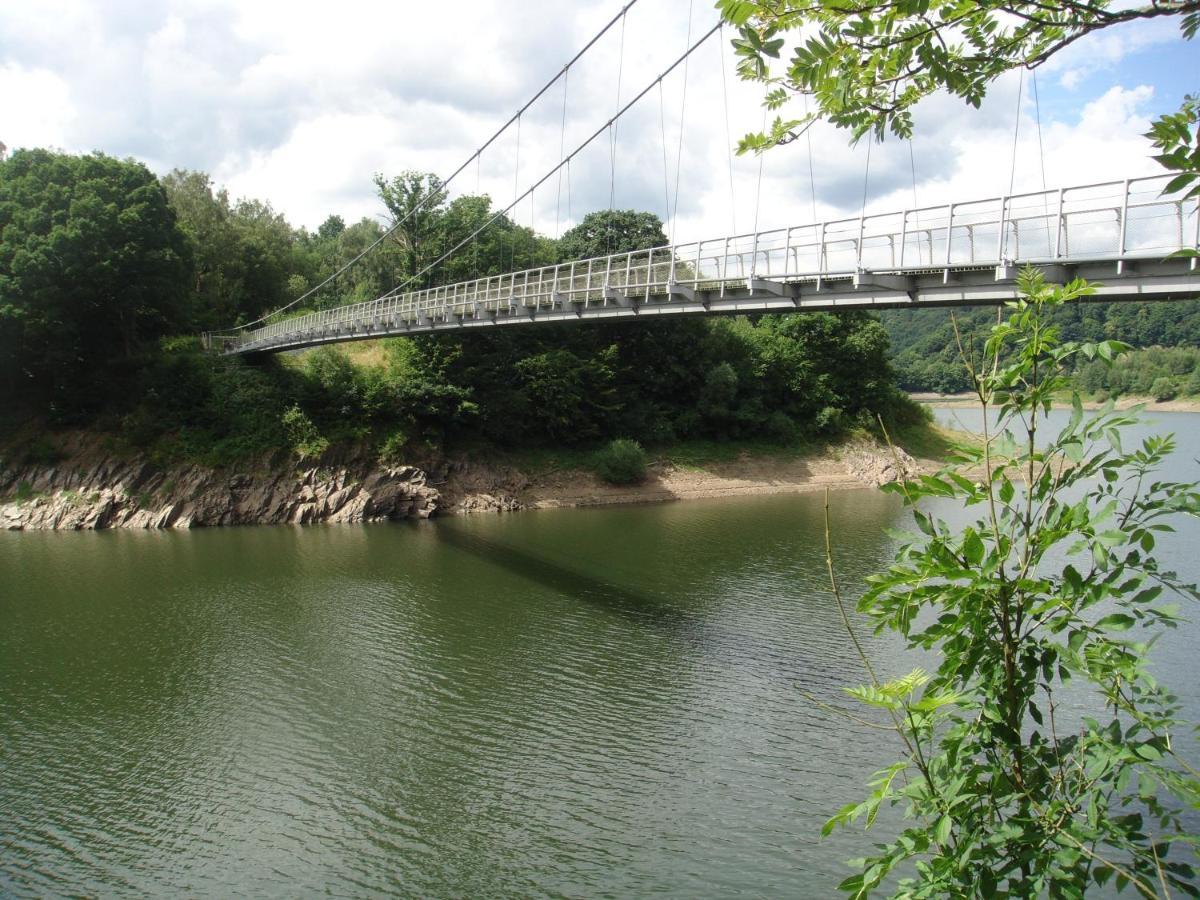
(2, 412, 1197, 896)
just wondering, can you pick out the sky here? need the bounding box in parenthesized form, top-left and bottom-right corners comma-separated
(1, 0, 1195, 244)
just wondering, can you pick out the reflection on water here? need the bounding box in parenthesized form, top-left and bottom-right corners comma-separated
(1, 419, 1196, 896)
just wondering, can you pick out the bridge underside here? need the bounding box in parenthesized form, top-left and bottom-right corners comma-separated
(238, 258, 1198, 355)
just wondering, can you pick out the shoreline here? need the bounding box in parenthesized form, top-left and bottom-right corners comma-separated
(446, 444, 924, 515)
(1, 433, 937, 531)
(910, 392, 1200, 413)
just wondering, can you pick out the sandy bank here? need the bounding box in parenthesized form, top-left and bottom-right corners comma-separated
(910, 392, 1200, 413)
(439, 442, 929, 515)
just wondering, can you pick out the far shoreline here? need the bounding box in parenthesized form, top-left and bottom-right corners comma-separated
(910, 392, 1200, 413)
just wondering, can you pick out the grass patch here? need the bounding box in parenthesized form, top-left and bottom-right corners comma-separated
(889, 420, 969, 461)
(491, 435, 824, 478)
(651, 437, 821, 470)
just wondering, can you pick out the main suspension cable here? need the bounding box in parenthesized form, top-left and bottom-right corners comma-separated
(380, 20, 723, 302)
(224, 0, 641, 333)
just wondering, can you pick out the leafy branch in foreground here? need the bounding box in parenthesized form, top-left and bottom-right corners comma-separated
(824, 268, 1200, 898)
(716, 0, 1199, 148)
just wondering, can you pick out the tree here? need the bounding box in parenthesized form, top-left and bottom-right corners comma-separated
(717, 0, 1199, 147)
(374, 170, 448, 283)
(0, 149, 190, 412)
(823, 270, 1200, 897)
(163, 170, 307, 328)
(558, 209, 668, 261)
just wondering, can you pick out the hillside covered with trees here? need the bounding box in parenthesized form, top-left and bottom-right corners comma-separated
(0, 148, 921, 468)
(881, 301, 1200, 396)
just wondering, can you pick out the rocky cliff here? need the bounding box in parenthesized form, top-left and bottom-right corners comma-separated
(0, 435, 438, 531)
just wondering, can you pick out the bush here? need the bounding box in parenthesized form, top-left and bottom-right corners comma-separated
(765, 410, 799, 441)
(377, 428, 409, 464)
(593, 438, 648, 485)
(1150, 376, 1178, 402)
(1187, 367, 1200, 396)
(281, 405, 328, 459)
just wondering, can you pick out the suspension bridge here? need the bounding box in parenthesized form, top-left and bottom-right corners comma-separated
(204, 5, 1200, 357)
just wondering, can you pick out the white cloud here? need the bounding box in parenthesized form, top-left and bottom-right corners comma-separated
(0, 0, 1182, 257)
(0, 63, 74, 151)
(1044, 17, 1180, 90)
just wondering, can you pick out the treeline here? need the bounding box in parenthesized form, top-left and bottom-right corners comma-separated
(1076, 346, 1200, 400)
(882, 300, 1200, 394)
(0, 148, 919, 464)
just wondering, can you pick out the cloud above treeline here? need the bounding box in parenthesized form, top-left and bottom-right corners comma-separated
(0, 0, 1189, 241)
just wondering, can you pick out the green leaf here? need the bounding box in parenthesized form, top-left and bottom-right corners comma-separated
(1095, 613, 1136, 631)
(934, 814, 952, 845)
(962, 531, 984, 566)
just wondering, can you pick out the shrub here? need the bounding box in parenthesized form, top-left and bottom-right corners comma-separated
(377, 429, 409, 465)
(1187, 367, 1200, 397)
(825, 268, 1200, 898)
(1150, 376, 1178, 402)
(765, 410, 799, 441)
(281, 405, 328, 459)
(593, 438, 648, 485)
(814, 406, 844, 433)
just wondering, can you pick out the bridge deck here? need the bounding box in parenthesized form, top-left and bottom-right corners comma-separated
(210, 175, 1199, 355)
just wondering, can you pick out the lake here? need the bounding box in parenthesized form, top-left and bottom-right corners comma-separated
(2, 409, 1197, 896)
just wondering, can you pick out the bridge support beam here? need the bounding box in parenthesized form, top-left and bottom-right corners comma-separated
(853, 271, 914, 296)
(748, 278, 788, 298)
(604, 287, 635, 308)
(553, 291, 583, 314)
(995, 262, 1073, 284)
(667, 281, 696, 303)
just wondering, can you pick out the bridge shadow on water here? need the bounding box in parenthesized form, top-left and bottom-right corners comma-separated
(436, 525, 689, 630)
(434, 524, 818, 682)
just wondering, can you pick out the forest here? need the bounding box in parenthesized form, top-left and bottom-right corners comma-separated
(0, 149, 917, 467)
(883, 301, 1200, 395)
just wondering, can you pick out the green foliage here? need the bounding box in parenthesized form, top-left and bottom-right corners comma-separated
(884, 301, 1200, 394)
(557, 210, 668, 260)
(717, 0, 1196, 145)
(162, 169, 311, 328)
(377, 428, 409, 465)
(1147, 93, 1200, 203)
(593, 438, 648, 485)
(373, 170, 449, 282)
(281, 405, 328, 460)
(1150, 376, 1178, 402)
(3, 150, 919, 466)
(0, 149, 191, 415)
(826, 268, 1200, 897)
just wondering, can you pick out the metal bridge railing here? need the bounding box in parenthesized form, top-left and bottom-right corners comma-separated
(217, 174, 1198, 352)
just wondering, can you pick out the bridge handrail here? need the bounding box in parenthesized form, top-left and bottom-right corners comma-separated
(230, 174, 1197, 351)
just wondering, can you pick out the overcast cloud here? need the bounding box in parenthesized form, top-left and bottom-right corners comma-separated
(1, 0, 1192, 244)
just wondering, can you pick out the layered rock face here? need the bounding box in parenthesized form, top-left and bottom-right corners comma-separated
(841, 442, 921, 487)
(0, 437, 438, 531)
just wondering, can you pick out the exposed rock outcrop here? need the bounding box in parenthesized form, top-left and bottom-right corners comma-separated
(434, 458, 528, 515)
(841, 442, 920, 487)
(0, 436, 438, 531)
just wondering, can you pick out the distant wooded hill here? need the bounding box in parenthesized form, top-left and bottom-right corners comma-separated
(880, 300, 1200, 394)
